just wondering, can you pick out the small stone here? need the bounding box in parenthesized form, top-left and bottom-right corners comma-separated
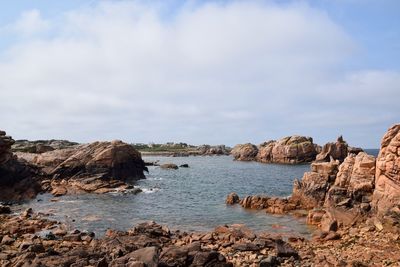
(260, 255, 279, 267)
(21, 208, 33, 218)
(0, 205, 11, 214)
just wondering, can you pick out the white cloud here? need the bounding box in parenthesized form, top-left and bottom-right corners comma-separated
(10, 9, 50, 36)
(0, 1, 398, 147)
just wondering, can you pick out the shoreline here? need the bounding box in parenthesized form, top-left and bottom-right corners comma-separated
(1, 207, 399, 266)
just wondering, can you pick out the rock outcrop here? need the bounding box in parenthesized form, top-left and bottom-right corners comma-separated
(291, 160, 340, 209)
(232, 135, 318, 164)
(257, 136, 318, 164)
(231, 143, 258, 161)
(325, 152, 375, 209)
(316, 136, 350, 163)
(0, 130, 40, 201)
(17, 140, 147, 182)
(15, 140, 148, 197)
(372, 124, 400, 217)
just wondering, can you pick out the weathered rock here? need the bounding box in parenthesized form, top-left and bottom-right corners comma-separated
(160, 163, 179, 170)
(325, 153, 375, 208)
(292, 160, 339, 209)
(225, 192, 240, 205)
(372, 124, 400, 217)
(231, 143, 258, 161)
(316, 136, 349, 162)
(320, 212, 338, 232)
(257, 136, 318, 164)
(15, 140, 148, 197)
(0, 130, 40, 201)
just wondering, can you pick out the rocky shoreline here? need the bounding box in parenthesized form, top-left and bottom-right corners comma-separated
(0, 205, 399, 266)
(1, 124, 399, 266)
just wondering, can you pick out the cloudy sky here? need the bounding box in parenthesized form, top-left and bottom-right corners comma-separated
(0, 0, 399, 148)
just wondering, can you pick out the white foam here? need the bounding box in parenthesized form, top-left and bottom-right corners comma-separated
(140, 187, 160, 194)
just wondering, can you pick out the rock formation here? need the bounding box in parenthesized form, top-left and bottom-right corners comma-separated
(315, 136, 350, 163)
(372, 124, 400, 218)
(14, 139, 148, 197)
(291, 160, 340, 209)
(231, 143, 258, 161)
(257, 136, 318, 164)
(0, 130, 40, 201)
(232, 135, 318, 164)
(325, 152, 375, 209)
(17, 140, 147, 182)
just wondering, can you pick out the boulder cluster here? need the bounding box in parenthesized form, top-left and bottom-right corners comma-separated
(231, 135, 320, 164)
(231, 135, 362, 165)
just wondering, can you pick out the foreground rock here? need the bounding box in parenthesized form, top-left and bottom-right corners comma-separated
(372, 124, 400, 219)
(0, 130, 41, 201)
(14, 139, 148, 197)
(1, 210, 399, 266)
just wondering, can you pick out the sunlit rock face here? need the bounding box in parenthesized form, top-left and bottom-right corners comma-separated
(372, 124, 400, 216)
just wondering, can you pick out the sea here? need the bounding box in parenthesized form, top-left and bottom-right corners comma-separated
(18, 149, 379, 237)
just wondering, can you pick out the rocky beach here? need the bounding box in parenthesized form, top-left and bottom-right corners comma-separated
(0, 124, 399, 266)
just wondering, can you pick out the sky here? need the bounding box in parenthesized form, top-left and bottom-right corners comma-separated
(0, 0, 399, 148)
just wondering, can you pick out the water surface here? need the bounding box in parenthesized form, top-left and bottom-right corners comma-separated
(21, 156, 312, 236)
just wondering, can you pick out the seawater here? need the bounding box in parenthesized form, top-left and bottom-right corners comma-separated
(21, 156, 314, 236)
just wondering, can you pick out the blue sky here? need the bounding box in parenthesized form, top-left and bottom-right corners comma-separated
(0, 0, 399, 148)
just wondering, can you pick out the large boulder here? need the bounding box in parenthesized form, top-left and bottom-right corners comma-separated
(18, 140, 148, 182)
(291, 160, 340, 209)
(231, 143, 258, 161)
(372, 124, 400, 216)
(257, 136, 318, 164)
(316, 136, 349, 163)
(0, 130, 40, 201)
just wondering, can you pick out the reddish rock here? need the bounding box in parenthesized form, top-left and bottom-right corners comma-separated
(316, 136, 349, 162)
(372, 124, 400, 216)
(226, 192, 240, 205)
(257, 136, 318, 164)
(231, 143, 258, 161)
(291, 160, 339, 209)
(325, 152, 375, 208)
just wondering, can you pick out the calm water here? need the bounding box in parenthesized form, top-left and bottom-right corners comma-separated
(21, 156, 314, 236)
